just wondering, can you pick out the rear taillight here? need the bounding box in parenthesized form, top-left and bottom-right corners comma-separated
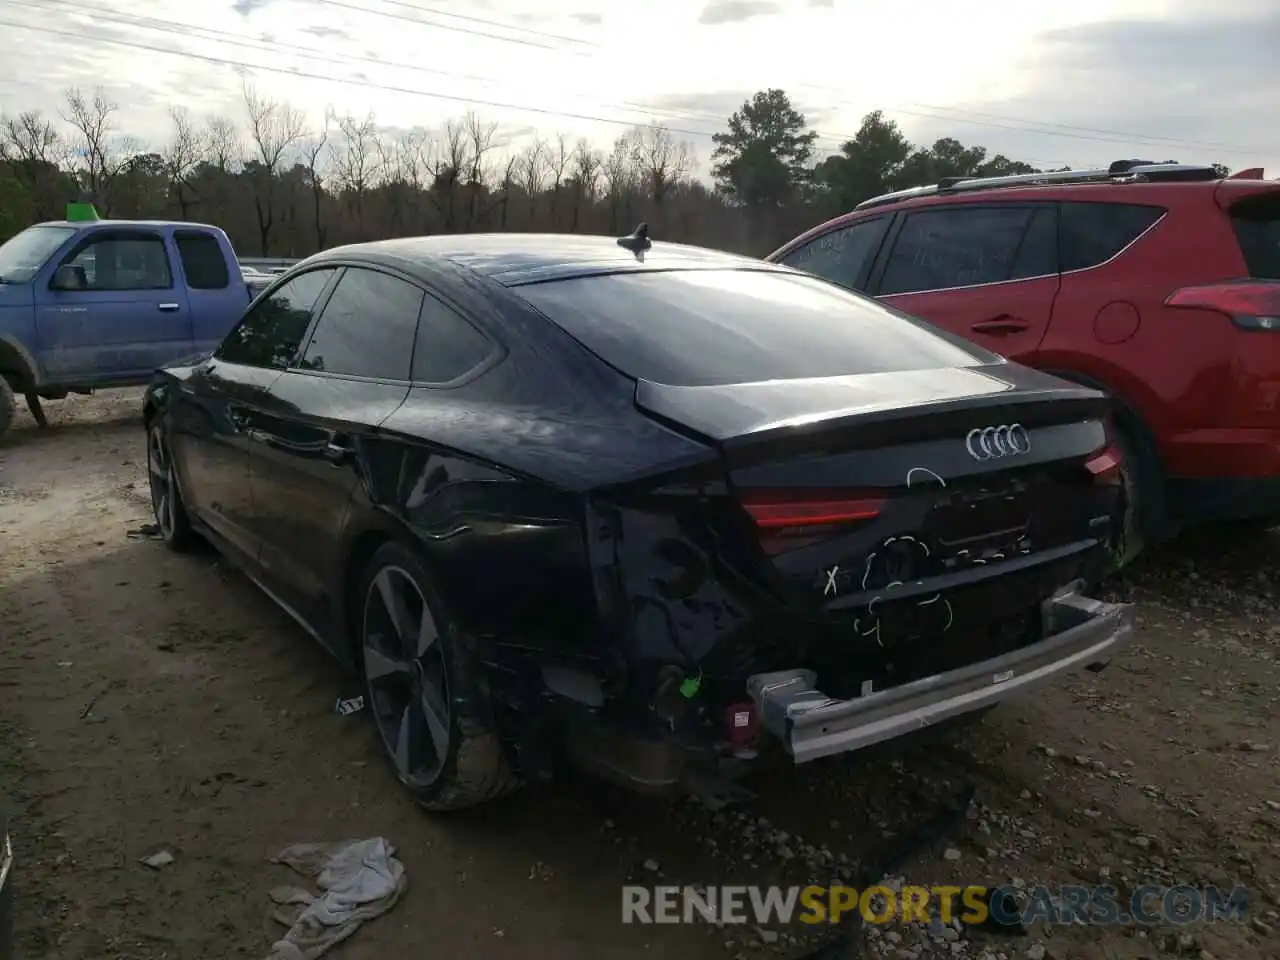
(1084, 444, 1122, 486)
(740, 488, 886, 555)
(741, 488, 886, 529)
(1166, 281, 1280, 331)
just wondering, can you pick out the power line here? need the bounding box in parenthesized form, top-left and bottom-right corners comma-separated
(295, 0, 1275, 158)
(309, 0, 590, 54)
(367, 0, 593, 46)
(0, 8, 1269, 164)
(12, 1, 853, 149)
(0, 17, 731, 140)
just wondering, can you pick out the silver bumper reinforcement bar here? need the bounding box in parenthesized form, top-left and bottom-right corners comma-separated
(747, 589, 1133, 764)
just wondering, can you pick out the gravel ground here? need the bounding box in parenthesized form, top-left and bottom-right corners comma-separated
(1, 391, 1277, 960)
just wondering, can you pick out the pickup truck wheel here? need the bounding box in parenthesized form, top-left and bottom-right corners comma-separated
(0, 380, 14, 441)
(147, 424, 195, 551)
(358, 541, 518, 812)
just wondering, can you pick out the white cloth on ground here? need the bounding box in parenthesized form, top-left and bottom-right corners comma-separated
(263, 837, 408, 960)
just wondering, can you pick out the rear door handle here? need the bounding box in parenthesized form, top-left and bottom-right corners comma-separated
(324, 435, 355, 465)
(228, 408, 250, 429)
(158, 302, 180, 312)
(971, 315, 1030, 335)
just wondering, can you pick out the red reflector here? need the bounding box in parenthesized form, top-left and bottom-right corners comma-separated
(1166, 281, 1280, 330)
(726, 702, 757, 747)
(1085, 444, 1122, 485)
(741, 489, 886, 530)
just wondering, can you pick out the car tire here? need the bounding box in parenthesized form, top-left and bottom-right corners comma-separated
(357, 541, 519, 811)
(1111, 421, 1150, 568)
(146, 422, 196, 552)
(0, 379, 15, 442)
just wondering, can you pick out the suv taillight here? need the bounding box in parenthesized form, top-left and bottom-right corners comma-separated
(1166, 280, 1280, 331)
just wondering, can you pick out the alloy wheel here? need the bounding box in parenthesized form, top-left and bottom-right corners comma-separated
(147, 426, 176, 539)
(362, 565, 452, 787)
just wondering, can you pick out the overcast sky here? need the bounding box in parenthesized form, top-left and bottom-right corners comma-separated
(0, 0, 1276, 176)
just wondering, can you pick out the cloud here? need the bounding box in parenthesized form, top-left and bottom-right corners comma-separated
(302, 25, 349, 40)
(569, 11, 603, 25)
(232, 0, 273, 14)
(807, 0, 834, 6)
(913, 9, 1280, 170)
(698, 0, 781, 26)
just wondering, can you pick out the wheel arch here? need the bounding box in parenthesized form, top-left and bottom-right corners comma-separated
(1040, 365, 1169, 531)
(0, 335, 40, 392)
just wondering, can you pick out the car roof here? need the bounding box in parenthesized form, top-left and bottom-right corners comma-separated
(32, 219, 225, 232)
(306, 233, 773, 286)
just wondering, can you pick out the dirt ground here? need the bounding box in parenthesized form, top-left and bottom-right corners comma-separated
(1, 391, 1278, 960)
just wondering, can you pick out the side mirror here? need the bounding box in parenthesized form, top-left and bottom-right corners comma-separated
(52, 264, 85, 290)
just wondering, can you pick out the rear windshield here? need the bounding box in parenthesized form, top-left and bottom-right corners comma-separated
(1231, 193, 1280, 280)
(515, 268, 992, 387)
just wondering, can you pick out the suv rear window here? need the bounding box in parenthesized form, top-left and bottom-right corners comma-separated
(1230, 193, 1280, 280)
(515, 268, 993, 387)
(1058, 202, 1164, 272)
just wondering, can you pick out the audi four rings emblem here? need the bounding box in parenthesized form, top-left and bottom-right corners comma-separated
(965, 424, 1031, 461)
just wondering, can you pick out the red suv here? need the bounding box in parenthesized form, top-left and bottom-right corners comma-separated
(768, 160, 1280, 562)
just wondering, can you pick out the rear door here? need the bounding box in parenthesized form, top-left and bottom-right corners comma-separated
(246, 265, 424, 626)
(173, 230, 251, 355)
(36, 229, 193, 382)
(869, 203, 1059, 361)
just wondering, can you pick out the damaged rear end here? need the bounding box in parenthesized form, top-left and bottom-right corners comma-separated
(515, 266, 1132, 788)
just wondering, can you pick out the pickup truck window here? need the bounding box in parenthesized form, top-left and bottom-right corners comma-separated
(216, 268, 337, 370)
(175, 232, 230, 289)
(0, 225, 76, 283)
(297, 267, 424, 380)
(61, 234, 172, 291)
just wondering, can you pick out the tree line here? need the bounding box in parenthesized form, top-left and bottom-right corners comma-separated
(0, 84, 1231, 258)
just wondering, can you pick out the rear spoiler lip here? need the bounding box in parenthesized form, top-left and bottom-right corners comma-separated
(634, 372, 1109, 450)
(1213, 174, 1280, 210)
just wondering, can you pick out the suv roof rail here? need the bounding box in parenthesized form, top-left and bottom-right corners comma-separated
(854, 161, 1222, 211)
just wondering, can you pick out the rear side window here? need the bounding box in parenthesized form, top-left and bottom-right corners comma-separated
(1230, 193, 1280, 280)
(1058, 202, 1163, 272)
(878, 207, 1037, 295)
(778, 218, 887, 291)
(175, 232, 230, 289)
(298, 267, 424, 380)
(217, 268, 337, 368)
(515, 269, 990, 387)
(411, 295, 492, 384)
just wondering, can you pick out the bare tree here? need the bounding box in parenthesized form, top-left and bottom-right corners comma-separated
(331, 112, 382, 239)
(162, 106, 208, 219)
(601, 132, 639, 232)
(545, 132, 572, 226)
(204, 114, 242, 173)
(301, 110, 332, 249)
(517, 138, 548, 221)
(463, 112, 498, 229)
(61, 87, 133, 212)
(1, 111, 64, 166)
(569, 137, 602, 231)
(428, 118, 471, 230)
(242, 82, 306, 255)
(632, 121, 693, 208)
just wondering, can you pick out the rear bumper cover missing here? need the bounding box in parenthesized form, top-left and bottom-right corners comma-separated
(747, 590, 1132, 764)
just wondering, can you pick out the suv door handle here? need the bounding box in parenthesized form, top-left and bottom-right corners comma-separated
(971, 315, 1030, 335)
(158, 302, 180, 312)
(324, 436, 354, 466)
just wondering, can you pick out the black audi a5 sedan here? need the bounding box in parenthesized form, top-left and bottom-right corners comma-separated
(143, 228, 1133, 810)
